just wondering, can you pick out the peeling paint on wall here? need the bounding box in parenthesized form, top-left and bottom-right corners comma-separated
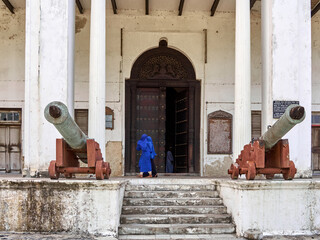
(204, 156, 232, 177)
(105, 141, 123, 176)
(75, 16, 87, 34)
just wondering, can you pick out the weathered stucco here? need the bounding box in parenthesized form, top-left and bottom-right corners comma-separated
(105, 141, 123, 176)
(204, 156, 232, 177)
(75, 15, 87, 34)
(0, 179, 127, 236)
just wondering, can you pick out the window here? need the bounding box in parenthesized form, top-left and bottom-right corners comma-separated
(0, 111, 20, 123)
(74, 107, 115, 133)
(207, 110, 232, 154)
(312, 112, 320, 127)
(74, 109, 88, 135)
(251, 111, 261, 139)
(105, 107, 114, 130)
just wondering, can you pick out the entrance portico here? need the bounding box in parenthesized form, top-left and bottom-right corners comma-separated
(13, 0, 313, 177)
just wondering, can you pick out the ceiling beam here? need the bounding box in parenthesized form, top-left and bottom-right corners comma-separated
(111, 0, 117, 14)
(75, 0, 83, 14)
(145, 0, 149, 15)
(210, 0, 220, 17)
(312, 1, 320, 17)
(2, 0, 14, 14)
(250, 0, 257, 9)
(178, 0, 184, 16)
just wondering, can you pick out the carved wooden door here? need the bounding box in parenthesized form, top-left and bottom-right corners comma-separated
(174, 90, 189, 173)
(135, 88, 166, 172)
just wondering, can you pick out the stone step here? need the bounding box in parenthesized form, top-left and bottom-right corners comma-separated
(120, 213, 232, 224)
(118, 234, 244, 240)
(121, 205, 227, 215)
(123, 197, 223, 206)
(124, 190, 219, 199)
(118, 223, 235, 235)
(126, 184, 216, 192)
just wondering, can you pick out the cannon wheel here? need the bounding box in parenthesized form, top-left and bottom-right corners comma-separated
(265, 174, 274, 180)
(283, 161, 296, 180)
(231, 164, 239, 179)
(246, 161, 256, 180)
(103, 162, 111, 179)
(49, 160, 60, 180)
(95, 161, 104, 180)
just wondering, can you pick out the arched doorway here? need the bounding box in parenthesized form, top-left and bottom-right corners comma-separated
(125, 40, 200, 175)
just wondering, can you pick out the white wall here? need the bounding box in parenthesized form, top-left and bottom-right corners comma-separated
(0, 7, 25, 107)
(0, 6, 319, 176)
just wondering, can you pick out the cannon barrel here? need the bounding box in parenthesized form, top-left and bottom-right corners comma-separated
(44, 101, 87, 151)
(261, 104, 305, 150)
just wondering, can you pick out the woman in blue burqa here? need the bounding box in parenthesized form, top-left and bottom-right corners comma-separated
(136, 134, 152, 177)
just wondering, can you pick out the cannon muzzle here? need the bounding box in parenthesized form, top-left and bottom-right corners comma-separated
(261, 104, 305, 150)
(44, 101, 88, 162)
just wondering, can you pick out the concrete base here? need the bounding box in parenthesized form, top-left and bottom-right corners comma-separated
(0, 177, 320, 238)
(0, 178, 127, 237)
(216, 179, 320, 236)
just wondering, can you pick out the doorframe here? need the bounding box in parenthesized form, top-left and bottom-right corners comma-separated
(125, 79, 200, 175)
(0, 108, 22, 173)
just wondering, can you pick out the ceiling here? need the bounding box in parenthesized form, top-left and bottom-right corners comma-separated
(1, 0, 256, 13)
(1, 0, 318, 16)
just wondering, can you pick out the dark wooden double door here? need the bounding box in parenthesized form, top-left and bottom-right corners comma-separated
(125, 80, 200, 175)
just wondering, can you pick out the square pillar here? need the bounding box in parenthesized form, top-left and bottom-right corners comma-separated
(233, 0, 251, 160)
(88, 0, 106, 160)
(261, 0, 312, 177)
(24, 0, 75, 176)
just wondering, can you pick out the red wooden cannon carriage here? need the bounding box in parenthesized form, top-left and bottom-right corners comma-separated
(228, 105, 305, 180)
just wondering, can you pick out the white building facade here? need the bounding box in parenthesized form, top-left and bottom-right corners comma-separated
(0, 0, 318, 179)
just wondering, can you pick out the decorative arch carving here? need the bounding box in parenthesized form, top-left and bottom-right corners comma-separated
(130, 45, 196, 80)
(208, 110, 232, 119)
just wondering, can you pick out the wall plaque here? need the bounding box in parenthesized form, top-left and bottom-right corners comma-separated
(273, 100, 299, 119)
(207, 110, 232, 154)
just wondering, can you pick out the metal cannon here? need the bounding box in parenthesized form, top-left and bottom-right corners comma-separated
(44, 101, 111, 180)
(228, 104, 305, 180)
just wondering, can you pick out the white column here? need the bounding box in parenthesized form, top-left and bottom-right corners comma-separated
(67, 0, 75, 118)
(24, 0, 75, 176)
(24, 0, 41, 176)
(261, 0, 273, 133)
(89, 0, 106, 160)
(261, 0, 312, 177)
(233, 0, 251, 160)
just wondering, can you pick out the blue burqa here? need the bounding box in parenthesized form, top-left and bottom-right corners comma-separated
(136, 134, 152, 172)
(147, 136, 157, 160)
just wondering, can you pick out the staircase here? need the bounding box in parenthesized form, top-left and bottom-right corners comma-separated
(118, 179, 238, 240)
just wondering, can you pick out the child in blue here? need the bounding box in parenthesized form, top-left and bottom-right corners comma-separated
(136, 134, 152, 177)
